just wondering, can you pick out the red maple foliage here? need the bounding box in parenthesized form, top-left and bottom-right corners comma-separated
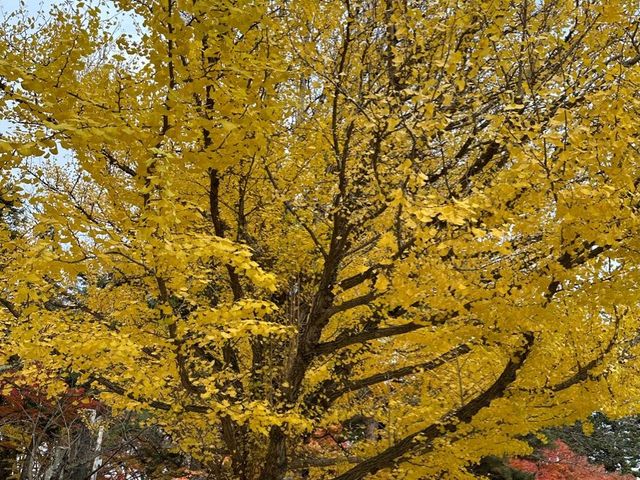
(0, 373, 102, 453)
(0, 385, 99, 419)
(510, 440, 636, 479)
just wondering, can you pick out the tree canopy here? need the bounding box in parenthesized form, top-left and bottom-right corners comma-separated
(2, 0, 640, 478)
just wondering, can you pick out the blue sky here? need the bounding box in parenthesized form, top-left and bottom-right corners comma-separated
(1, 0, 57, 15)
(0, 0, 140, 36)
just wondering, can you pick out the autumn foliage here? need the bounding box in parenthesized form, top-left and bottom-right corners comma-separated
(3, 0, 640, 479)
(510, 441, 636, 480)
(0, 384, 98, 433)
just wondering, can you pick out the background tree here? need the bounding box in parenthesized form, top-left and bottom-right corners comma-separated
(3, 0, 640, 479)
(544, 413, 640, 476)
(510, 440, 636, 480)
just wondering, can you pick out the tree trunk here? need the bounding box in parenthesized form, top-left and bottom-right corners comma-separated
(19, 450, 33, 480)
(0, 446, 16, 479)
(64, 424, 94, 480)
(43, 446, 67, 480)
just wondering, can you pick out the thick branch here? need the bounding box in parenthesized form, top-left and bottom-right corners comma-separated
(332, 333, 534, 480)
(101, 149, 137, 177)
(314, 311, 460, 357)
(94, 376, 209, 414)
(325, 291, 379, 318)
(0, 297, 19, 319)
(551, 316, 620, 392)
(313, 323, 423, 357)
(326, 344, 471, 403)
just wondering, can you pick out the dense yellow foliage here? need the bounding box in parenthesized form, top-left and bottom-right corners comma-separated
(2, 0, 640, 478)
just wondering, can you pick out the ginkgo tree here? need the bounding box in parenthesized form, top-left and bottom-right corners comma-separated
(2, 0, 640, 479)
